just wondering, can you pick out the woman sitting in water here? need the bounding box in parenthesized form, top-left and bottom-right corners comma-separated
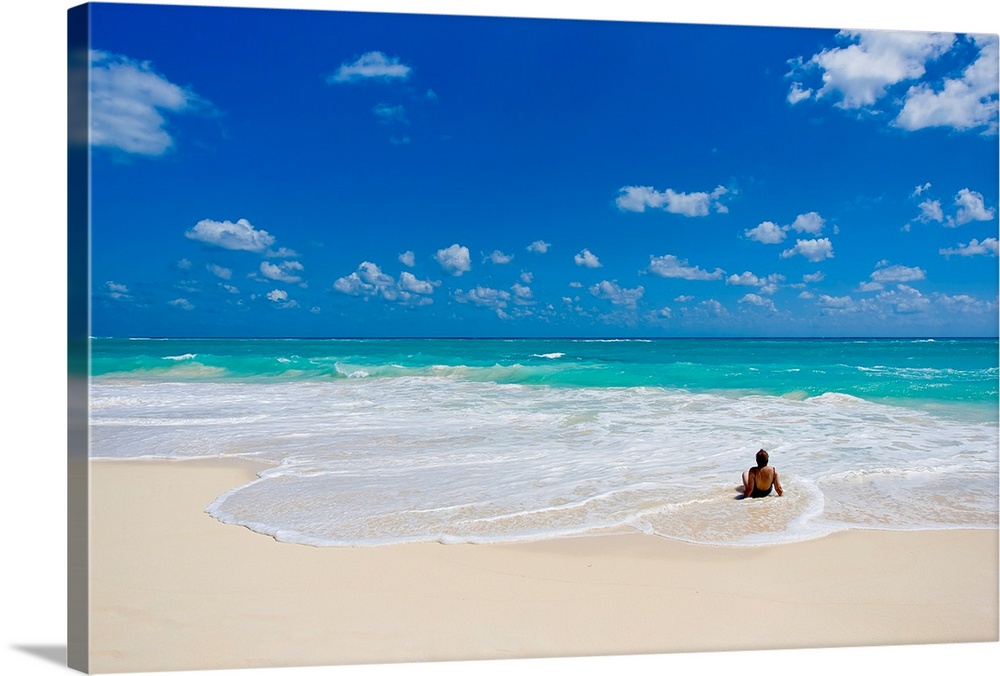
(742, 448, 783, 498)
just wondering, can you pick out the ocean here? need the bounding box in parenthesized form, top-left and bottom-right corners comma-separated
(88, 337, 999, 547)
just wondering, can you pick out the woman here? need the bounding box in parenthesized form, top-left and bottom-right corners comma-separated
(742, 448, 783, 498)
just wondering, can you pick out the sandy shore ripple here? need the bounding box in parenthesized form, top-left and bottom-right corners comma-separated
(87, 457, 998, 674)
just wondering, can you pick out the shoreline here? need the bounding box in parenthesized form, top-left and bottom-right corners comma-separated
(88, 456, 999, 674)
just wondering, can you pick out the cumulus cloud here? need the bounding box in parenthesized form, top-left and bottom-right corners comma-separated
(398, 251, 416, 267)
(266, 289, 298, 308)
(790, 212, 825, 234)
(802, 271, 826, 283)
(647, 254, 724, 280)
(950, 188, 996, 226)
(789, 32, 998, 134)
(259, 260, 304, 283)
(455, 286, 512, 318)
(746, 212, 827, 244)
(486, 250, 513, 264)
(918, 199, 945, 223)
(738, 293, 777, 311)
(589, 280, 645, 308)
(186, 218, 275, 253)
(207, 264, 232, 280)
(399, 271, 436, 294)
(816, 294, 856, 311)
(520, 271, 533, 284)
(895, 35, 999, 133)
(168, 297, 193, 310)
(574, 249, 602, 268)
(745, 221, 786, 244)
(940, 237, 1000, 258)
(726, 271, 784, 294)
(780, 238, 834, 262)
(877, 285, 931, 314)
(615, 184, 729, 216)
(527, 240, 551, 254)
(511, 282, 534, 302)
(436, 244, 471, 276)
(870, 263, 926, 284)
(789, 30, 955, 109)
(328, 51, 412, 83)
(87, 50, 211, 155)
(103, 281, 130, 300)
(334, 262, 436, 303)
(860, 263, 926, 292)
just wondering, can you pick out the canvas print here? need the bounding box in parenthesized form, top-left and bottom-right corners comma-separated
(68, 2, 999, 673)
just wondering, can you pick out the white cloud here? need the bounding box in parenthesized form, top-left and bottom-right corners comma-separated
(88, 50, 209, 155)
(266, 247, 299, 258)
(520, 271, 533, 284)
(574, 249, 602, 268)
(918, 199, 944, 223)
(616, 185, 729, 216)
(486, 250, 513, 264)
(333, 272, 373, 297)
(168, 297, 193, 310)
(266, 289, 298, 308)
(816, 294, 855, 310)
(790, 212, 825, 234)
(745, 221, 786, 244)
(259, 260, 304, 283)
(804, 31, 956, 109)
(780, 238, 834, 262)
(455, 286, 511, 312)
(697, 299, 728, 317)
(802, 271, 825, 283)
(727, 271, 784, 295)
(877, 285, 931, 314)
(787, 82, 812, 104)
(335, 263, 435, 303)
(436, 244, 471, 276)
(105, 281, 129, 295)
(527, 240, 550, 254)
(399, 271, 435, 294)
(589, 280, 644, 308)
(895, 35, 999, 133)
(940, 237, 1000, 258)
(738, 293, 776, 311)
(207, 264, 232, 280)
(950, 188, 996, 226)
(511, 282, 533, 301)
(186, 218, 275, 253)
(398, 251, 416, 267)
(913, 182, 933, 196)
(674, 295, 694, 303)
(870, 263, 926, 284)
(328, 51, 412, 83)
(647, 254, 724, 280)
(791, 32, 998, 134)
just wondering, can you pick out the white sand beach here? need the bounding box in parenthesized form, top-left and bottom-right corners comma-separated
(86, 457, 998, 674)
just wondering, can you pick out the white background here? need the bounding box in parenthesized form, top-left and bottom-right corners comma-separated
(2, 1, 997, 675)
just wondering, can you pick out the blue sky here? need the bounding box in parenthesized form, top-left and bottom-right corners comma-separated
(83, 2, 999, 337)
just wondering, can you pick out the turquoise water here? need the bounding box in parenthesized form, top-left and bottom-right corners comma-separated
(89, 337, 999, 546)
(92, 337, 998, 407)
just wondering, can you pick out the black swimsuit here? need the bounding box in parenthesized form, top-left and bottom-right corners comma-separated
(749, 469, 773, 498)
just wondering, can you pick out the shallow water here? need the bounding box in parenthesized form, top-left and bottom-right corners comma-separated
(89, 337, 999, 546)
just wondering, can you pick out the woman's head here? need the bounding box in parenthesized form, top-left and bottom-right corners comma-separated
(756, 449, 769, 467)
